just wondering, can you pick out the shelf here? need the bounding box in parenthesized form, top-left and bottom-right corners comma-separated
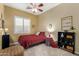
(58, 32, 75, 54)
(62, 48, 73, 53)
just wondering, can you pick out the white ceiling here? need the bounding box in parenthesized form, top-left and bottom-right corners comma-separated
(4, 3, 60, 15)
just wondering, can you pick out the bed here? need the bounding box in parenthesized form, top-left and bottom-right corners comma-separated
(18, 32, 47, 48)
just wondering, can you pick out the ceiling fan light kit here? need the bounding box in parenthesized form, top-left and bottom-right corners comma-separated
(26, 3, 43, 13)
(32, 8, 38, 13)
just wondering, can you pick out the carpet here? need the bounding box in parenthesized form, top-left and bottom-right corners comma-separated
(24, 44, 75, 56)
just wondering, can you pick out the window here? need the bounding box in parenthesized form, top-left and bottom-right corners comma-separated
(14, 16, 31, 34)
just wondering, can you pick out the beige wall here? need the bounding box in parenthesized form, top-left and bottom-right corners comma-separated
(38, 3, 79, 53)
(4, 6, 38, 41)
(0, 4, 4, 49)
(0, 4, 4, 35)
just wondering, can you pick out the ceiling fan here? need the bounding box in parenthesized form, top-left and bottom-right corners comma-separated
(26, 3, 44, 13)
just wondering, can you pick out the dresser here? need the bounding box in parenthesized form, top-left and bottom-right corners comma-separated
(58, 32, 75, 53)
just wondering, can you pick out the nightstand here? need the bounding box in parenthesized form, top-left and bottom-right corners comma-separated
(45, 38, 52, 46)
(45, 38, 58, 48)
(2, 35, 10, 49)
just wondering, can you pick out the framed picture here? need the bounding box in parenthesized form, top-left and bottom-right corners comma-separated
(61, 16, 73, 31)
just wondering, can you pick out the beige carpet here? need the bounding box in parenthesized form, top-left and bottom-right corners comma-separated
(24, 44, 75, 56)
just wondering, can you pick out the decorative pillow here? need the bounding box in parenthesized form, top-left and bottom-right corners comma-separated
(39, 32, 45, 36)
(45, 32, 49, 38)
(35, 32, 40, 35)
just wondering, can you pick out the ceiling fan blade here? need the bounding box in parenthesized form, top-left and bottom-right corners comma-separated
(38, 9, 43, 12)
(26, 6, 32, 9)
(38, 3, 43, 7)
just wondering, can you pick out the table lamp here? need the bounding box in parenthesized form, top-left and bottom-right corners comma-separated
(0, 13, 8, 35)
(47, 24, 55, 38)
(0, 28, 8, 35)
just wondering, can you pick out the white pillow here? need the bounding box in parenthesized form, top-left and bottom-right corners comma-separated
(35, 32, 40, 35)
(45, 32, 49, 37)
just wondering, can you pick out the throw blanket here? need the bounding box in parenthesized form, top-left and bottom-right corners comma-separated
(18, 34, 47, 48)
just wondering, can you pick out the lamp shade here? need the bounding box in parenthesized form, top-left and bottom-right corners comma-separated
(0, 28, 8, 35)
(0, 28, 3, 30)
(47, 24, 55, 32)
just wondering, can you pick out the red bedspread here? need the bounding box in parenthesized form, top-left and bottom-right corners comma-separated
(18, 34, 47, 48)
